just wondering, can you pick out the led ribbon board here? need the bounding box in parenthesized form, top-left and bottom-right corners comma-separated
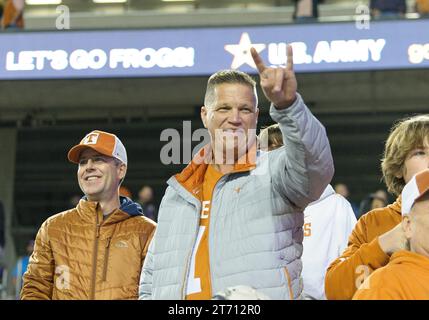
(1, 19, 428, 80)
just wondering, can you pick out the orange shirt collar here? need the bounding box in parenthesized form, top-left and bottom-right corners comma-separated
(175, 143, 257, 197)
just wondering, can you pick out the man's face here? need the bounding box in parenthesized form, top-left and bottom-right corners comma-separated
(77, 148, 126, 202)
(400, 139, 429, 184)
(403, 198, 429, 257)
(201, 83, 259, 163)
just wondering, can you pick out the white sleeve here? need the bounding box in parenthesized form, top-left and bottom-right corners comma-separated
(335, 195, 357, 256)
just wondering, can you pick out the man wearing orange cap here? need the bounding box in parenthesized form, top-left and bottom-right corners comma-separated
(21, 130, 156, 300)
(353, 169, 429, 299)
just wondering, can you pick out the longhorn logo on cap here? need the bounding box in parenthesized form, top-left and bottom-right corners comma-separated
(82, 133, 99, 145)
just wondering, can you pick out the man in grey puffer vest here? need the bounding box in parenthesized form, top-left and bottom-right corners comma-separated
(139, 45, 334, 300)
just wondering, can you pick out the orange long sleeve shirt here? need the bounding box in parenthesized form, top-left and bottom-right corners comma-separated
(353, 250, 429, 299)
(325, 198, 402, 300)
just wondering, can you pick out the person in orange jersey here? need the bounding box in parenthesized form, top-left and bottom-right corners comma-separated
(21, 130, 156, 300)
(354, 168, 429, 299)
(325, 115, 429, 299)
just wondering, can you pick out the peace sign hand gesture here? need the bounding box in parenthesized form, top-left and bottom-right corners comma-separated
(251, 44, 297, 109)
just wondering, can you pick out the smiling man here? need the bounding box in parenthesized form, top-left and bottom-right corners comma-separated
(139, 46, 334, 300)
(21, 130, 156, 300)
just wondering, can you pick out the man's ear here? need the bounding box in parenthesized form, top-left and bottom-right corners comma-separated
(402, 215, 412, 239)
(201, 106, 208, 128)
(118, 164, 127, 180)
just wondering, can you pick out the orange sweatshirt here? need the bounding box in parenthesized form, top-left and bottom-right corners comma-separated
(325, 197, 402, 300)
(353, 250, 429, 299)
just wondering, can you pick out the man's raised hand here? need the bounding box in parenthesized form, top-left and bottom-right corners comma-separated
(250, 44, 297, 109)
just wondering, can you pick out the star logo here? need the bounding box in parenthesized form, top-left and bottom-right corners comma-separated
(224, 32, 266, 69)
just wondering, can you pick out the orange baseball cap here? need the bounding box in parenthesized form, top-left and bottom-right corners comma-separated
(67, 130, 127, 165)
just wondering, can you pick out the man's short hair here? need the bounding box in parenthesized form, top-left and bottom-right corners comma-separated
(204, 70, 257, 107)
(382, 115, 429, 196)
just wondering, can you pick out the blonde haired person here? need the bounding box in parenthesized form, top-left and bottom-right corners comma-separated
(325, 115, 429, 299)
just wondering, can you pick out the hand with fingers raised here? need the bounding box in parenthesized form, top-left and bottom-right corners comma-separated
(250, 44, 297, 110)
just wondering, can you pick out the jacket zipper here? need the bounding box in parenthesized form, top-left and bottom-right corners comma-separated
(180, 175, 225, 299)
(174, 178, 203, 299)
(181, 212, 201, 299)
(207, 176, 225, 298)
(90, 214, 101, 300)
(102, 237, 112, 281)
